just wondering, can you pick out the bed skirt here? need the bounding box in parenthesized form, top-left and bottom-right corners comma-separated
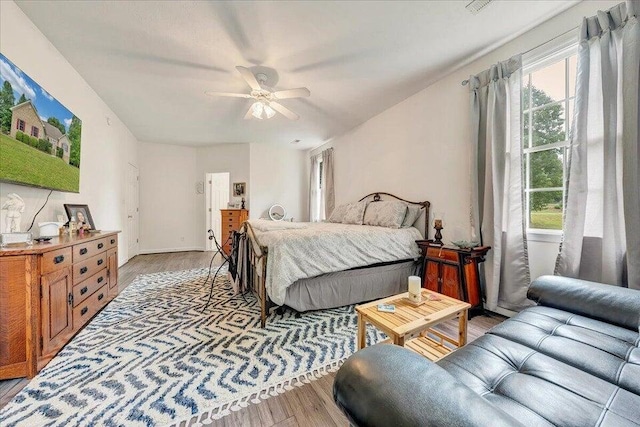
(283, 260, 419, 312)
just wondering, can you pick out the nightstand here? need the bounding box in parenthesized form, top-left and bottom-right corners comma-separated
(416, 240, 491, 317)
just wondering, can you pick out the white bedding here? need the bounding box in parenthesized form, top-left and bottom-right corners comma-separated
(249, 221, 422, 305)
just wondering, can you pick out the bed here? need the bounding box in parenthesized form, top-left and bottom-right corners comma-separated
(232, 193, 430, 327)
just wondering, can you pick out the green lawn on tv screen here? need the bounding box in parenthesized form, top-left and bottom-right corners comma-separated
(0, 134, 79, 192)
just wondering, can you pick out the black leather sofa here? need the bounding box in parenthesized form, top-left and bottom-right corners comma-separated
(333, 276, 640, 426)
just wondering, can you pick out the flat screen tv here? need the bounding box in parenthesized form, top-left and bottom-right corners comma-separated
(0, 53, 81, 193)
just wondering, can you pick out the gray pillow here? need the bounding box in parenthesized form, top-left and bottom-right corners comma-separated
(342, 201, 368, 225)
(328, 204, 348, 223)
(402, 205, 424, 228)
(363, 201, 407, 228)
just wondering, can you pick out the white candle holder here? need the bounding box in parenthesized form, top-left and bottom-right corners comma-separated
(408, 275, 422, 304)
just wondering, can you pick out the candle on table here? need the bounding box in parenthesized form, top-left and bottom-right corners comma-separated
(408, 275, 422, 303)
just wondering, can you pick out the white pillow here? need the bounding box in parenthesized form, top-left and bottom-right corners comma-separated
(363, 201, 407, 228)
(402, 205, 424, 228)
(327, 204, 348, 223)
(341, 201, 368, 225)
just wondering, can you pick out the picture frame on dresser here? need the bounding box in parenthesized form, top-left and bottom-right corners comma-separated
(64, 203, 96, 229)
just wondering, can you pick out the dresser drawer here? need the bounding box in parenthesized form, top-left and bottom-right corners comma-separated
(72, 284, 108, 330)
(41, 247, 72, 275)
(105, 235, 118, 251)
(73, 238, 108, 263)
(72, 267, 107, 307)
(426, 247, 459, 262)
(73, 252, 107, 285)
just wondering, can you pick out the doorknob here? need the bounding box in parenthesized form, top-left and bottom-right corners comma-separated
(128, 215, 133, 218)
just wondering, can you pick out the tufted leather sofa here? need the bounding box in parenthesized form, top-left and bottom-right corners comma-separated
(333, 275, 640, 427)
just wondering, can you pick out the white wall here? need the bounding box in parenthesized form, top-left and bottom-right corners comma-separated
(311, 0, 617, 280)
(138, 141, 307, 252)
(0, 0, 139, 265)
(249, 143, 309, 222)
(195, 143, 250, 248)
(138, 142, 198, 253)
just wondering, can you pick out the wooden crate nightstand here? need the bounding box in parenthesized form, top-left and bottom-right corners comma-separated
(220, 209, 248, 255)
(416, 240, 490, 317)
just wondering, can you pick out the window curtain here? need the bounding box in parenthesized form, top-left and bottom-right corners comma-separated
(469, 55, 532, 312)
(556, 1, 640, 290)
(322, 148, 335, 218)
(309, 154, 322, 222)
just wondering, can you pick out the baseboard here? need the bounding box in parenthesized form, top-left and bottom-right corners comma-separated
(138, 247, 206, 255)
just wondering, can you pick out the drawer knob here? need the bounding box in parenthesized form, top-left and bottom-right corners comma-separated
(110, 239, 115, 244)
(97, 259, 104, 266)
(80, 266, 88, 274)
(81, 307, 88, 316)
(54, 255, 65, 264)
(98, 243, 104, 249)
(97, 276, 104, 284)
(80, 286, 88, 295)
(98, 293, 104, 301)
(79, 248, 88, 255)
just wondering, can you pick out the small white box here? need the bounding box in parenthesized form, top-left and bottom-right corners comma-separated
(0, 232, 33, 247)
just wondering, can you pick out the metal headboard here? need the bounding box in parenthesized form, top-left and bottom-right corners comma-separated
(358, 192, 431, 239)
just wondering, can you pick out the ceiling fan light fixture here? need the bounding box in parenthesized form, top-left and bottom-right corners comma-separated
(251, 101, 264, 119)
(264, 103, 276, 119)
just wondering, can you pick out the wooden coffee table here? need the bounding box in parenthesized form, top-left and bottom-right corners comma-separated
(356, 289, 471, 361)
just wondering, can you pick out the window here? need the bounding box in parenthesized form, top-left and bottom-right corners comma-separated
(17, 119, 25, 131)
(31, 126, 39, 138)
(523, 47, 577, 232)
(62, 143, 68, 152)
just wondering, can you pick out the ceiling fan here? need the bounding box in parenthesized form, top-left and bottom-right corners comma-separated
(205, 66, 310, 120)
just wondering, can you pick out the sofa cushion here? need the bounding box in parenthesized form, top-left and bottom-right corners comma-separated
(437, 307, 640, 427)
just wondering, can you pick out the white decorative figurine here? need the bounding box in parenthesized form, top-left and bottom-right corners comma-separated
(2, 193, 25, 233)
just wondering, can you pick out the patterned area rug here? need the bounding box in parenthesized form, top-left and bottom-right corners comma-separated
(0, 268, 385, 426)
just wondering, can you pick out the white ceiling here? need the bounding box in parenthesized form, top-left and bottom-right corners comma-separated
(16, 0, 579, 148)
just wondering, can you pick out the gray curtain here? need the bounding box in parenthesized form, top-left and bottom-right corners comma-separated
(321, 148, 335, 218)
(469, 55, 532, 311)
(556, 1, 640, 290)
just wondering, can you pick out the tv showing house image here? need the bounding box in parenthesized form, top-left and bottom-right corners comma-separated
(0, 53, 81, 193)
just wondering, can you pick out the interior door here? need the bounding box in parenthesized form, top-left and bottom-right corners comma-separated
(41, 267, 72, 355)
(206, 173, 230, 251)
(126, 163, 139, 259)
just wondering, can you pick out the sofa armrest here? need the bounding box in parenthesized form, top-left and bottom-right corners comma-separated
(333, 344, 524, 427)
(528, 275, 640, 330)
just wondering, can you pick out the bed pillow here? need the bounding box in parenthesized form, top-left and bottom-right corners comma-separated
(363, 201, 407, 228)
(402, 205, 424, 228)
(341, 201, 368, 225)
(327, 204, 348, 223)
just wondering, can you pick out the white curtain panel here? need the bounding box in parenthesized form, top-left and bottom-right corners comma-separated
(309, 154, 322, 222)
(321, 148, 335, 218)
(469, 55, 532, 311)
(556, 1, 640, 290)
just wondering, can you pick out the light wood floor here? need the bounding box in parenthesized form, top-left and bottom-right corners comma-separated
(0, 251, 505, 426)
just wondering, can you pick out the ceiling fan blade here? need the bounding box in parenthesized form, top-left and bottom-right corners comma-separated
(205, 91, 252, 98)
(236, 66, 262, 91)
(272, 87, 311, 99)
(244, 105, 254, 120)
(269, 101, 299, 120)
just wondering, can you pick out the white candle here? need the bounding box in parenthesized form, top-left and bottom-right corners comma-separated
(408, 276, 422, 303)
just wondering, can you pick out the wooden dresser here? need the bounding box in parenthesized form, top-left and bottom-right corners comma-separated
(416, 240, 490, 317)
(220, 209, 248, 255)
(0, 231, 119, 380)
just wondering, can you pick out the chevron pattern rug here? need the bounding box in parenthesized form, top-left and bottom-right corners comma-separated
(0, 267, 385, 427)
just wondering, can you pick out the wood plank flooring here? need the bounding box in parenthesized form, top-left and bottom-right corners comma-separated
(0, 251, 505, 426)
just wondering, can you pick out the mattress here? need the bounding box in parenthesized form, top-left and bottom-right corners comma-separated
(248, 220, 422, 305)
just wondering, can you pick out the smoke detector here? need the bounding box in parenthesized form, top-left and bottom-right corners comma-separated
(466, 0, 493, 15)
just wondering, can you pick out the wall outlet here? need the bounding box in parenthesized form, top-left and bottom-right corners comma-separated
(180, 236, 184, 242)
